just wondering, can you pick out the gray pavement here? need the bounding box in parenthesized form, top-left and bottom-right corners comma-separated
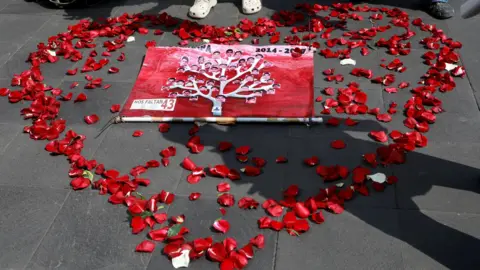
(1, 0, 480, 269)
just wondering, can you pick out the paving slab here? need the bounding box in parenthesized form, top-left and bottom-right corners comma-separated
(0, 38, 73, 88)
(172, 128, 291, 202)
(0, 80, 133, 189)
(398, 209, 480, 269)
(0, 42, 22, 67)
(112, 0, 186, 18)
(0, 0, 121, 19)
(26, 191, 151, 270)
(0, 78, 34, 125)
(0, 131, 74, 189)
(90, 122, 189, 193)
(54, 80, 135, 156)
(394, 142, 480, 213)
(66, 45, 147, 83)
(446, 1, 480, 110)
(285, 134, 396, 209)
(0, 122, 21, 154)
(0, 185, 69, 269)
(275, 208, 404, 270)
(0, 1, 479, 270)
(147, 196, 278, 270)
(0, 14, 51, 44)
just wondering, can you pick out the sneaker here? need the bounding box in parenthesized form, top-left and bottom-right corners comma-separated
(189, 0, 217, 19)
(242, 0, 262, 14)
(428, 2, 455, 19)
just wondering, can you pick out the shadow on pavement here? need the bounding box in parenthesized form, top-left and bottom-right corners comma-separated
(160, 118, 480, 269)
(29, 0, 430, 23)
(19, 0, 480, 268)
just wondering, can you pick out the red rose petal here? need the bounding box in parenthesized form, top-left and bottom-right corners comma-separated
(293, 202, 310, 218)
(376, 113, 392, 122)
(304, 156, 319, 166)
(158, 123, 170, 133)
(135, 240, 155, 253)
(369, 131, 388, 142)
(240, 166, 261, 176)
(110, 104, 121, 113)
(217, 182, 231, 192)
(0, 87, 10, 96)
(252, 157, 266, 168)
(236, 146, 250, 155)
(311, 211, 325, 224)
(84, 114, 99, 125)
(330, 140, 346, 149)
(182, 157, 197, 170)
(344, 117, 358, 126)
(70, 177, 90, 190)
(218, 141, 233, 152)
(276, 156, 288, 163)
(74, 93, 87, 103)
(132, 130, 143, 137)
(189, 192, 201, 200)
(250, 234, 265, 249)
(66, 68, 78, 75)
(108, 66, 120, 73)
(117, 52, 126, 61)
(213, 219, 230, 233)
(145, 40, 157, 48)
(228, 169, 241, 181)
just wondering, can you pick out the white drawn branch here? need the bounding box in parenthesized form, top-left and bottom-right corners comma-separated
(166, 50, 280, 116)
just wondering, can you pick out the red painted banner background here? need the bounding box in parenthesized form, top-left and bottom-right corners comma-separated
(121, 44, 314, 118)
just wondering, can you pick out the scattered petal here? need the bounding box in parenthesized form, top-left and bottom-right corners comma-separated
(159, 123, 170, 132)
(110, 104, 121, 113)
(340, 58, 356, 65)
(367, 172, 387, 183)
(189, 192, 201, 200)
(276, 156, 288, 163)
(369, 131, 388, 142)
(172, 249, 190, 268)
(213, 219, 230, 233)
(330, 140, 346, 149)
(135, 240, 155, 253)
(84, 114, 99, 125)
(132, 130, 144, 137)
(74, 93, 87, 103)
(108, 66, 120, 73)
(218, 141, 233, 152)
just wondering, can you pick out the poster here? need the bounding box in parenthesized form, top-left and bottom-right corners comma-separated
(121, 44, 315, 121)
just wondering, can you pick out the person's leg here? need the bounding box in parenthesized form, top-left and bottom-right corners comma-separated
(189, 0, 217, 19)
(428, 0, 455, 19)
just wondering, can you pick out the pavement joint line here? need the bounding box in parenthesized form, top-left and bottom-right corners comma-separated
(0, 14, 54, 76)
(271, 222, 280, 270)
(23, 189, 72, 270)
(0, 125, 21, 155)
(0, 182, 73, 191)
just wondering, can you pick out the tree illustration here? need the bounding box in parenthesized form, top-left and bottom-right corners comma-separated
(162, 49, 281, 116)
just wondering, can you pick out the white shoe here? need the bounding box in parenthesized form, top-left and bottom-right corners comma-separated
(188, 0, 217, 19)
(242, 0, 262, 14)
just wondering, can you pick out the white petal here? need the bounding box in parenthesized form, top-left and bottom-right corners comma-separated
(172, 249, 190, 268)
(340, 58, 356, 66)
(202, 39, 210, 43)
(336, 182, 344, 188)
(127, 36, 136, 43)
(47, 50, 56, 56)
(445, 63, 458, 71)
(367, 172, 387, 184)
